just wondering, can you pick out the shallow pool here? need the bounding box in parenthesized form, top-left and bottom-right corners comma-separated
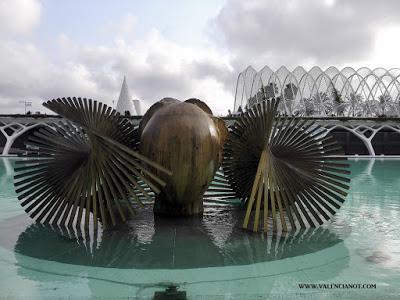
(0, 158, 399, 299)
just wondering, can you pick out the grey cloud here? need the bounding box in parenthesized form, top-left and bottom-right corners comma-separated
(81, 44, 235, 108)
(0, 41, 116, 113)
(1, 35, 235, 114)
(188, 59, 234, 89)
(214, 0, 400, 69)
(126, 71, 194, 104)
(0, 0, 41, 37)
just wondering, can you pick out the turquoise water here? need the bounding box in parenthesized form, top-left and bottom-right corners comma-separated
(0, 158, 399, 299)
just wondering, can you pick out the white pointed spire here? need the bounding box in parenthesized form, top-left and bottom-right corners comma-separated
(116, 76, 136, 115)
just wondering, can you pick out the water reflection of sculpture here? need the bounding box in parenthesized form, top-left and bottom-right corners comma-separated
(13, 97, 351, 233)
(0, 157, 13, 187)
(11, 213, 350, 298)
(13, 207, 349, 269)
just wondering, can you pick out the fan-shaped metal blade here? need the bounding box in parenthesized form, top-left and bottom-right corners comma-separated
(14, 98, 171, 231)
(222, 99, 351, 232)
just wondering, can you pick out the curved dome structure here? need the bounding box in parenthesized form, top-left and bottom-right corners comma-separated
(234, 66, 400, 117)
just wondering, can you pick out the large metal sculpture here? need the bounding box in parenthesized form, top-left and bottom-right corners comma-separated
(223, 98, 350, 232)
(13, 96, 350, 233)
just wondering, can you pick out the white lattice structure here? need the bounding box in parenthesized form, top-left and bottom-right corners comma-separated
(235, 66, 400, 117)
(0, 118, 53, 156)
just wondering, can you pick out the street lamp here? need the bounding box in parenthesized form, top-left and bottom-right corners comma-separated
(19, 101, 32, 114)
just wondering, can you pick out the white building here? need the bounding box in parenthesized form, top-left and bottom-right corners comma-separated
(132, 99, 141, 115)
(116, 76, 141, 115)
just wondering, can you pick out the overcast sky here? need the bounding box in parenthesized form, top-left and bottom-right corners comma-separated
(1, 0, 400, 115)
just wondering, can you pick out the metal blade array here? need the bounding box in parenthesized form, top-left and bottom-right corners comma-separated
(204, 168, 237, 202)
(14, 97, 171, 231)
(222, 98, 351, 232)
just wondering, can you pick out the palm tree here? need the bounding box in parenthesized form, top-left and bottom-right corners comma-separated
(312, 92, 332, 116)
(264, 82, 279, 99)
(295, 97, 315, 116)
(304, 97, 315, 116)
(331, 88, 345, 116)
(397, 95, 400, 116)
(347, 92, 363, 117)
(377, 93, 391, 117)
(283, 83, 298, 115)
(247, 94, 257, 107)
(361, 99, 378, 117)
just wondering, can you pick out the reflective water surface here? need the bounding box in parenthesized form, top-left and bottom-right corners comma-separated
(0, 158, 399, 299)
(3, 210, 349, 269)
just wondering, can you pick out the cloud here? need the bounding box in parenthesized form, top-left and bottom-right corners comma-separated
(0, 27, 235, 114)
(214, 0, 400, 70)
(4, 1, 400, 115)
(0, 39, 108, 113)
(0, 1, 236, 115)
(0, 0, 41, 36)
(102, 13, 137, 39)
(79, 30, 235, 112)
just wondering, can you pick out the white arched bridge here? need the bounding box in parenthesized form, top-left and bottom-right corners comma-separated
(0, 116, 58, 156)
(0, 115, 142, 156)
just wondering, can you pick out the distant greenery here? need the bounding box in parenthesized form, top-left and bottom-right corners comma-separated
(242, 82, 400, 118)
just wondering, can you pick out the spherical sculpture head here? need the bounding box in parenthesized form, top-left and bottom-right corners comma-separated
(140, 98, 227, 216)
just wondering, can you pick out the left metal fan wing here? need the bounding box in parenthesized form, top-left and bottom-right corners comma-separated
(14, 98, 171, 231)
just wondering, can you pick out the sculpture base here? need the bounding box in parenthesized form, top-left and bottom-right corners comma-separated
(153, 196, 204, 217)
